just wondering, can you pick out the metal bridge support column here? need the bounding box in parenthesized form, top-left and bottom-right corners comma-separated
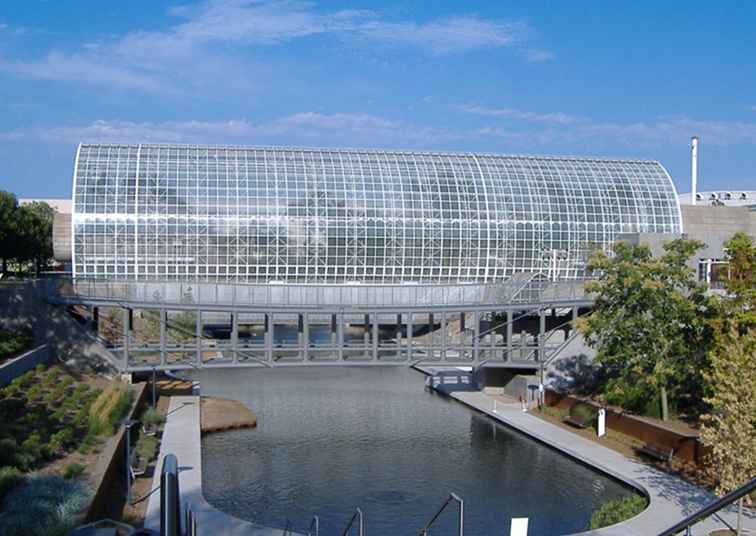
(459, 312, 465, 359)
(330, 314, 337, 350)
(231, 313, 238, 364)
(572, 306, 579, 334)
(297, 314, 304, 361)
(303, 313, 310, 361)
(506, 310, 513, 362)
(520, 330, 527, 361)
(195, 310, 202, 368)
(123, 308, 132, 370)
(473, 311, 480, 362)
(364, 314, 370, 360)
(372, 313, 379, 361)
(441, 312, 447, 360)
(428, 313, 434, 359)
(539, 309, 546, 362)
(489, 313, 496, 360)
(337, 313, 344, 362)
(406, 312, 413, 361)
(265, 313, 273, 363)
(396, 314, 402, 355)
(160, 309, 167, 366)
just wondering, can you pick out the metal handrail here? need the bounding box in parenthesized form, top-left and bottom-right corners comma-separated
(657, 476, 756, 536)
(340, 508, 364, 536)
(418, 493, 464, 536)
(308, 515, 320, 536)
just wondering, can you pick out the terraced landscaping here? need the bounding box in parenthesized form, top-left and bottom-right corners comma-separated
(0, 363, 134, 536)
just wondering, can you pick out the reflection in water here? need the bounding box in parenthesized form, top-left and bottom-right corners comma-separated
(200, 367, 632, 535)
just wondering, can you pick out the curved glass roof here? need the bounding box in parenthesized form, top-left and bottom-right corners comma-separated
(72, 144, 682, 284)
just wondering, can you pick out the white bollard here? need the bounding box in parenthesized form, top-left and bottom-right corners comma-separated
(598, 408, 606, 438)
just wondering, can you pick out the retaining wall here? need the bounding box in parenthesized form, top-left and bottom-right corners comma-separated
(85, 382, 149, 521)
(546, 390, 704, 464)
(0, 344, 52, 387)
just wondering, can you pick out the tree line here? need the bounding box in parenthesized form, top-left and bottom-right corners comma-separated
(0, 191, 55, 276)
(579, 232, 755, 495)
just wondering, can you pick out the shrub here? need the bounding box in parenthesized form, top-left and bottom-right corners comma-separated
(52, 406, 67, 422)
(0, 437, 19, 467)
(141, 407, 165, 428)
(135, 435, 158, 462)
(590, 494, 648, 529)
(89, 382, 132, 436)
(18, 433, 45, 469)
(0, 330, 33, 360)
(63, 463, 84, 480)
(35, 363, 46, 373)
(569, 402, 598, 426)
(0, 474, 91, 536)
(0, 466, 24, 503)
(49, 428, 74, 455)
(26, 383, 42, 400)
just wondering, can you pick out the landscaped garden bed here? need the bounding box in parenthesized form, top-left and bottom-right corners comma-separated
(0, 362, 135, 535)
(0, 329, 34, 365)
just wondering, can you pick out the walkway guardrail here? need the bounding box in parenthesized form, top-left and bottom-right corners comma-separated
(657, 476, 756, 536)
(51, 276, 591, 311)
(307, 515, 320, 536)
(160, 453, 199, 536)
(340, 508, 364, 536)
(160, 454, 181, 536)
(418, 493, 464, 536)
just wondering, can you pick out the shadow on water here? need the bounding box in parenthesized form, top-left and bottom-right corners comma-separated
(199, 367, 636, 536)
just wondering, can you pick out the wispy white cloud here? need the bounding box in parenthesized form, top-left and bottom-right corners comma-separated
(1, 112, 462, 148)
(520, 48, 555, 62)
(459, 104, 579, 125)
(5, 111, 756, 150)
(0, 52, 168, 93)
(459, 104, 756, 147)
(1, 1, 550, 92)
(353, 16, 526, 55)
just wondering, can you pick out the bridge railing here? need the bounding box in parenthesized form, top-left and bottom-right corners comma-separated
(53, 276, 591, 310)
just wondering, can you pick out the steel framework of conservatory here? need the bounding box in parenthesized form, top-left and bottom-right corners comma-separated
(56, 143, 683, 371)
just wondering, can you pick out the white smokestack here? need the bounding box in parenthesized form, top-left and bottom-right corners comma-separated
(691, 136, 699, 206)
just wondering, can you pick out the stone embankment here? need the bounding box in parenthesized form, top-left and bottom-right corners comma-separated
(201, 396, 257, 434)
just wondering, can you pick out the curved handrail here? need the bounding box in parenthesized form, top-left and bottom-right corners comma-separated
(418, 493, 464, 536)
(656, 476, 756, 536)
(340, 508, 364, 536)
(308, 515, 320, 536)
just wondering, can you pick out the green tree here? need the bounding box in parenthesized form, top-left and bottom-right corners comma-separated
(0, 191, 19, 274)
(578, 239, 715, 419)
(14, 201, 54, 275)
(700, 232, 756, 496)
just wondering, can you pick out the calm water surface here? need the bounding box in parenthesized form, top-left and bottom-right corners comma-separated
(200, 367, 633, 535)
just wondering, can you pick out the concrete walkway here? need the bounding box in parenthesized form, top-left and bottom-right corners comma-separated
(145, 396, 305, 536)
(449, 390, 755, 536)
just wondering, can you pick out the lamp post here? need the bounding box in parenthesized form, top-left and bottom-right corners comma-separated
(123, 419, 138, 505)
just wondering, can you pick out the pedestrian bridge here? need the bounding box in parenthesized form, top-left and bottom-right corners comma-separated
(48, 275, 593, 373)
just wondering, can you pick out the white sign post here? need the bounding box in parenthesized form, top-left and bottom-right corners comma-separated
(510, 517, 529, 536)
(598, 408, 606, 438)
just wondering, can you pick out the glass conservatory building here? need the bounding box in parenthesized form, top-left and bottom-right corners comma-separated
(69, 143, 682, 284)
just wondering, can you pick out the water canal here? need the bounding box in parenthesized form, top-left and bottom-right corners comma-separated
(200, 367, 634, 535)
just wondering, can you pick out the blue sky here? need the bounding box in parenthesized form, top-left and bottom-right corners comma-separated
(1, 0, 755, 198)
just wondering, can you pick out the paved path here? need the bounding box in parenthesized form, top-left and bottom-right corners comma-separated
(450, 390, 755, 536)
(145, 396, 305, 536)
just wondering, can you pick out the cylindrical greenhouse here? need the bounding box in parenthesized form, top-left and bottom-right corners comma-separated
(67, 144, 682, 284)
